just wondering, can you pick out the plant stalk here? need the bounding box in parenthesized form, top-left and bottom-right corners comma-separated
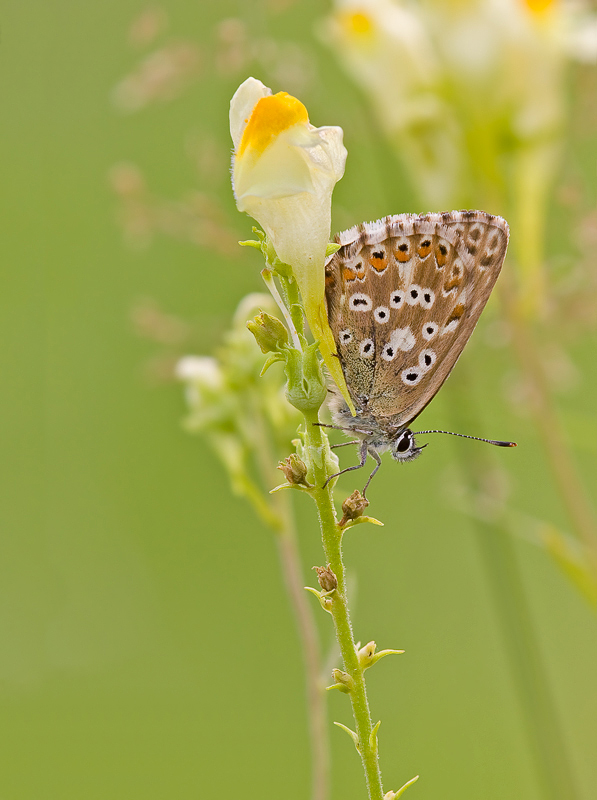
(305, 409, 385, 800)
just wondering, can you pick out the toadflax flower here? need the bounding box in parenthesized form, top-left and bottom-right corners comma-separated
(229, 76, 351, 407)
(319, 0, 462, 207)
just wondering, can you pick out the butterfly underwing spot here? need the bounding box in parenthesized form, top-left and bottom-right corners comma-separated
(442, 319, 458, 335)
(466, 224, 484, 256)
(479, 233, 501, 269)
(436, 240, 449, 267)
(420, 288, 435, 309)
(342, 260, 367, 282)
(360, 339, 375, 358)
(381, 344, 395, 361)
(339, 329, 353, 344)
(442, 303, 466, 335)
(417, 238, 432, 258)
(422, 322, 439, 340)
(349, 293, 373, 311)
(401, 367, 423, 386)
(407, 284, 422, 305)
(383, 327, 416, 360)
(444, 303, 465, 327)
(443, 258, 464, 295)
(374, 306, 390, 323)
(395, 238, 412, 262)
(486, 233, 500, 254)
(390, 291, 404, 308)
(419, 349, 436, 371)
(369, 250, 388, 273)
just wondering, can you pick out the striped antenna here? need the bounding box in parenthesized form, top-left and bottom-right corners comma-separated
(412, 430, 517, 448)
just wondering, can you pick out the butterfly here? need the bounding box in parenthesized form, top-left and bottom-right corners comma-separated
(322, 210, 514, 496)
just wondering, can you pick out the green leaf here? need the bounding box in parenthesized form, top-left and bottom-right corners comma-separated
(334, 722, 360, 752)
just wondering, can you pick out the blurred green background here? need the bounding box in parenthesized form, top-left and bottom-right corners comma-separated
(2, 1, 597, 798)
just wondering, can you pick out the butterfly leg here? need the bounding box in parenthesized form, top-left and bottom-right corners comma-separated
(330, 440, 360, 450)
(361, 448, 382, 499)
(322, 441, 368, 489)
(313, 422, 372, 435)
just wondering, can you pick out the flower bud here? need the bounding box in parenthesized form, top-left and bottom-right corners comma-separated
(358, 640, 404, 671)
(313, 564, 337, 593)
(357, 641, 377, 667)
(331, 668, 354, 693)
(284, 343, 327, 413)
(277, 454, 310, 486)
(339, 490, 369, 527)
(246, 311, 289, 353)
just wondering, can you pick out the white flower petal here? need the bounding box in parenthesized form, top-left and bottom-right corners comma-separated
(228, 77, 351, 409)
(229, 77, 272, 151)
(175, 356, 222, 389)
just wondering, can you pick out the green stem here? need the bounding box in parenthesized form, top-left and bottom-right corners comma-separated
(510, 143, 559, 318)
(304, 409, 385, 800)
(262, 268, 302, 350)
(283, 274, 305, 342)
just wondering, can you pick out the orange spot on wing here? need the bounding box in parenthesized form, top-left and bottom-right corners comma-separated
(435, 244, 448, 267)
(369, 254, 388, 272)
(395, 246, 411, 262)
(342, 266, 357, 282)
(443, 277, 462, 292)
(417, 239, 432, 258)
(446, 304, 465, 324)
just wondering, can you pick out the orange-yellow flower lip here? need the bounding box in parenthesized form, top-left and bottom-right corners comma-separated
(238, 92, 309, 158)
(523, 0, 555, 14)
(340, 11, 374, 37)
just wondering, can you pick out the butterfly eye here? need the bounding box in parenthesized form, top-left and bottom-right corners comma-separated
(396, 432, 412, 453)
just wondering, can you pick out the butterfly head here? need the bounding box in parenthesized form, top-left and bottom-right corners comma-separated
(390, 429, 426, 463)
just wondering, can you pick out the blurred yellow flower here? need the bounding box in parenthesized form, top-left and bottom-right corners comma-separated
(524, 0, 554, 14)
(229, 76, 351, 408)
(322, 0, 439, 136)
(320, 0, 461, 207)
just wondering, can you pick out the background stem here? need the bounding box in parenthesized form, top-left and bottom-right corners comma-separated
(275, 505, 330, 800)
(501, 283, 597, 561)
(447, 380, 580, 800)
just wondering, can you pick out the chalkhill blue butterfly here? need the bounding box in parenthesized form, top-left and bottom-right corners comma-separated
(322, 210, 515, 496)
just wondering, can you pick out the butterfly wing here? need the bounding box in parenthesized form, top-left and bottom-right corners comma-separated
(325, 211, 509, 429)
